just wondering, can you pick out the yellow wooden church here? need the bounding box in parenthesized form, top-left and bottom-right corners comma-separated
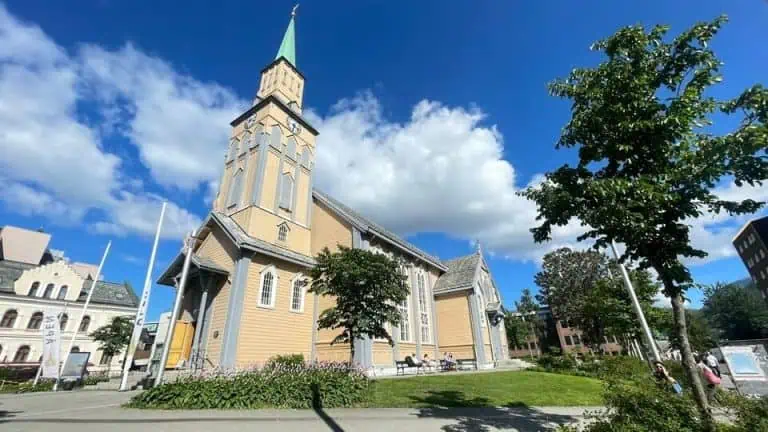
(156, 9, 509, 374)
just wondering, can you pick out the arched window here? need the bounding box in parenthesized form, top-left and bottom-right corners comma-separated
(398, 266, 411, 342)
(42, 283, 55, 298)
(0, 309, 18, 328)
(290, 275, 304, 312)
(240, 131, 251, 154)
(252, 124, 265, 148)
(227, 138, 238, 161)
(417, 273, 430, 343)
(286, 137, 297, 160)
(57, 285, 68, 300)
(279, 173, 294, 211)
(27, 312, 43, 330)
(270, 125, 282, 149)
(13, 345, 30, 362)
(59, 313, 68, 331)
(28, 281, 40, 296)
(258, 267, 277, 308)
(226, 168, 244, 209)
(277, 224, 289, 242)
(71, 346, 80, 353)
(78, 316, 91, 333)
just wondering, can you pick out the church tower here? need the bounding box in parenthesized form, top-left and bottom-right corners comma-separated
(213, 6, 317, 258)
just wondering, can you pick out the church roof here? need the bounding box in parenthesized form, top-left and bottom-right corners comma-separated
(0, 260, 36, 293)
(275, 14, 296, 67)
(312, 190, 447, 271)
(80, 279, 140, 308)
(433, 253, 481, 294)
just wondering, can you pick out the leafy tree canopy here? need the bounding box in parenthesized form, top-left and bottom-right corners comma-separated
(702, 281, 768, 341)
(520, 15, 767, 420)
(309, 245, 409, 362)
(535, 248, 657, 350)
(90, 315, 133, 368)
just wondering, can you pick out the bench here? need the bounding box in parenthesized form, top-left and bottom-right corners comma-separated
(439, 359, 457, 371)
(395, 360, 423, 376)
(456, 358, 478, 370)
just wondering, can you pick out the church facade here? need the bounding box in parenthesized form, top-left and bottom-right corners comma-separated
(157, 11, 508, 374)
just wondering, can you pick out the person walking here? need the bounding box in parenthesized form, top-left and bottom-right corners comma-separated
(696, 354, 721, 403)
(705, 351, 721, 378)
(653, 361, 682, 395)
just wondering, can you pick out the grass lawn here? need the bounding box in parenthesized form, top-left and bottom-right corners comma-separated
(363, 371, 604, 408)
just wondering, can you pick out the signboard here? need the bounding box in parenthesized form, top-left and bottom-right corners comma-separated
(722, 346, 766, 380)
(60, 352, 91, 380)
(40, 311, 61, 378)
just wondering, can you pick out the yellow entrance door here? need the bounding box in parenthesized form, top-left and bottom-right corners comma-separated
(166, 320, 195, 369)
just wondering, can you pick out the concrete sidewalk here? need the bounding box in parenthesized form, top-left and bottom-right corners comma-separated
(0, 390, 598, 431)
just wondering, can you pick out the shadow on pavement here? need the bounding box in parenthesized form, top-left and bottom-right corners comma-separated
(411, 390, 578, 432)
(312, 382, 345, 432)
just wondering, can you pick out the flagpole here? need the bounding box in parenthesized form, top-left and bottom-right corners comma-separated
(154, 230, 196, 387)
(54, 241, 112, 391)
(119, 202, 167, 391)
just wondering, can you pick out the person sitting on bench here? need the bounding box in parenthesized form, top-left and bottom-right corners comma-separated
(405, 354, 423, 372)
(443, 352, 457, 370)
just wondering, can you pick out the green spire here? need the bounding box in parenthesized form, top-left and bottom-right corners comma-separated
(275, 7, 297, 67)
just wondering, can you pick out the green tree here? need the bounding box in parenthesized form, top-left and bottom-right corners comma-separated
(702, 281, 768, 341)
(309, 246, 409, 363)
(90, 315, 133, 374)
(649, 307, 716, 353)
(515, 288, 540, 356)
(535, 248, 657, 352)
(521, 16, 767, 422)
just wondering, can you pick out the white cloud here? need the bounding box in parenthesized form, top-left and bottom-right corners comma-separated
(79, 44, 245, 190)
(308, 93, 586, 262)
(0, 5, 212, 239)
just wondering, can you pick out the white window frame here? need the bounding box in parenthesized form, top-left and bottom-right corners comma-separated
(417, 271, 430, 344)
(258, 266, 278, 309)
(289, 273, 305, 313)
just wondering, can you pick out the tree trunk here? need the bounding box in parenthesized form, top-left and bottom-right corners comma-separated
(669, 291, 713, 429)
(349, 332, 355, 367)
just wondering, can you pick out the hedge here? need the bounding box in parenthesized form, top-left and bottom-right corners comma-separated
(127, 361, 369, 409)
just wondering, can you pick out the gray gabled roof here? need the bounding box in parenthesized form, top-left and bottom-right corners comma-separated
(312, 190, 447, 271)
(0, 260, 36, 293)
(433, 253, 481, 294)
(156, 249, 229, 286)
(80, 279, 140, 308)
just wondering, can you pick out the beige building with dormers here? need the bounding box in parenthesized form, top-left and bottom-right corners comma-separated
(0, 226, 138, 371)
(156, 11, 509, 374)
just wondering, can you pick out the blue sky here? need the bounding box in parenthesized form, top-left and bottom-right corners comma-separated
(1, 0, 766, 320)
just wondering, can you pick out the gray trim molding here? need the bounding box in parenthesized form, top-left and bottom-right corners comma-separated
(428, 271, 440, 359)
(409, 265, 422, 358)
(290, 161, 301, 221)
(490, 320, 504, 362)
(310, 293, 319, 362)
(220, 251, 252, 368)
(305, 169, 314, 227)
(468, 290, 487, 365)
(273, 148, 286, 212)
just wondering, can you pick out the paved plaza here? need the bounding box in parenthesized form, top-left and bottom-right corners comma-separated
(0, 390, 596, 431)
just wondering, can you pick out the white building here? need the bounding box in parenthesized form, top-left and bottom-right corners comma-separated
(0, 225, 138, 373)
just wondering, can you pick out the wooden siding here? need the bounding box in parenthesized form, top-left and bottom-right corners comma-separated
(197, 225, 238, 366)
(236, 255, 315, 366)
(435, 291, 474, 352)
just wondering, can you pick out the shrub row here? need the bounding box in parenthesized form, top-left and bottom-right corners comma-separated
(127, 361, 369, 409)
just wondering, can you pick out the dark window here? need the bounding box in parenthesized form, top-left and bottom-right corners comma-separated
(13, 345, 30, 362)
(28, 281, 40, 296)
(42, 283, 55, 298)
(57, 285, 68, 300)
(573, 334, 581, 345)
(71, 346, 80, 353)
(78, 316, 91, 332)
(27, 312, 43, 329)
(0, 309, 18, 328)
(59, 313, 68, 331)
(564, 335, 573, 346)
(561, 320, 569, 328)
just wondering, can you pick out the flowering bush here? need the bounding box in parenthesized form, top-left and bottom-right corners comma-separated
(127, 362, 369, 409)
